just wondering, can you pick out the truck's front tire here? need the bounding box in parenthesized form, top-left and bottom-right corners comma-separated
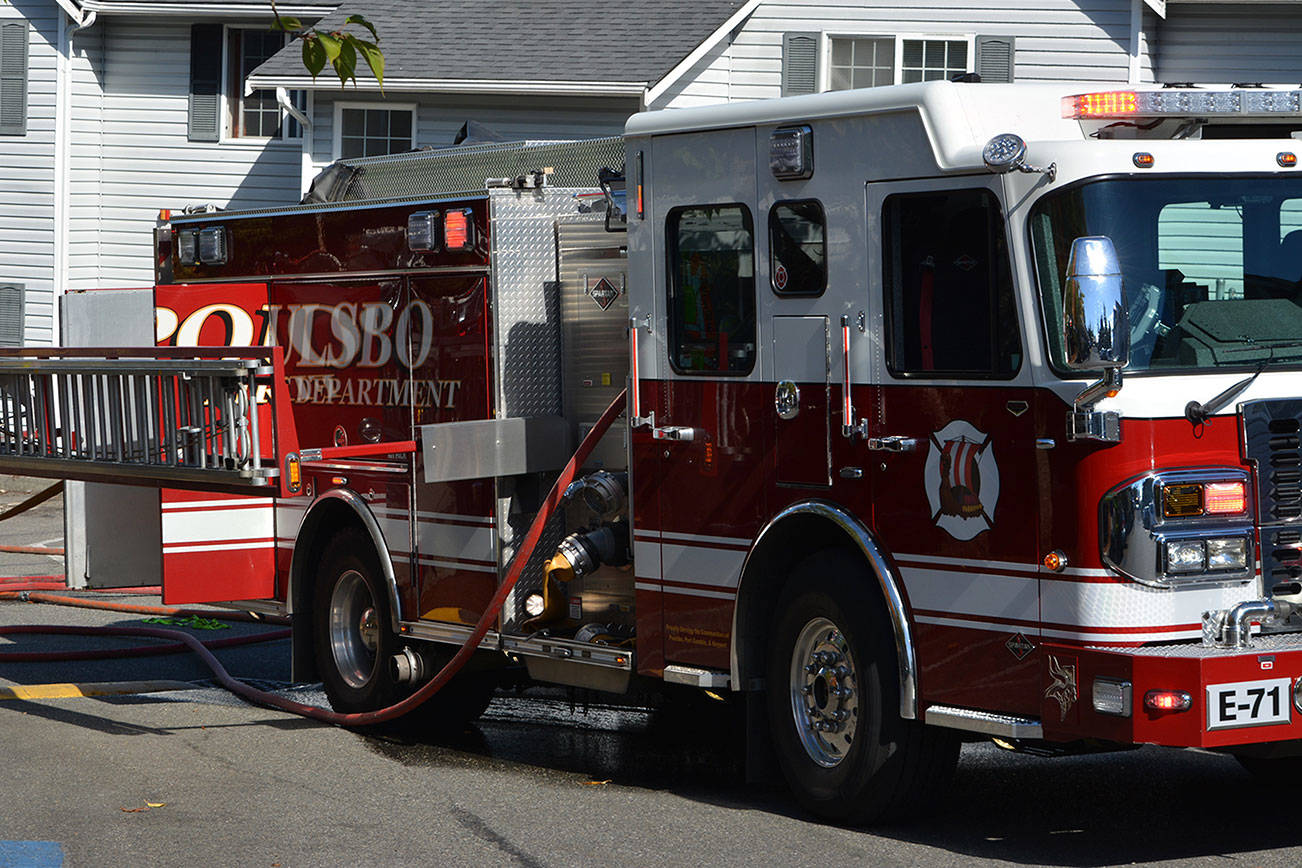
(313, 528, 402, 714)
(765, 549, 958, 824)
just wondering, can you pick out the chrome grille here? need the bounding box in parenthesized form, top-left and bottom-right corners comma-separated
(1242, 399, 1302, 592)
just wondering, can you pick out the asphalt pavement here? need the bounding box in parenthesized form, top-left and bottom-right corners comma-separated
(2, 478, 1301, 867)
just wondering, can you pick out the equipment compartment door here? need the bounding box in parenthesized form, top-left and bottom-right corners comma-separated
(156, 282, 276, 604)
(772, 315, 831, 487)
(409, 274, 498, 627)
(867, 180, 1042, 715)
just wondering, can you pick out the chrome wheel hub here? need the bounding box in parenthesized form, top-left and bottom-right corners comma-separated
(789, 617, 858, 768)
(328, 569, 378, 689)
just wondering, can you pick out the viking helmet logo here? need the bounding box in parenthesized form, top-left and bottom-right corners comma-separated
(924, 420, 999, 541)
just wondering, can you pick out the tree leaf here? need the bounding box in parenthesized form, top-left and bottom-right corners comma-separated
(317, 32, 343, 65)
(334, 38, 358, 87)
(354, 39, 386, 90)
(270, 16, 301, 32)
(301, 37, 327, 77)
(344, 14, 379, 42)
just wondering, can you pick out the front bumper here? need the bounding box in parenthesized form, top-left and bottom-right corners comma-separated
(1042, 633, 1302, 748)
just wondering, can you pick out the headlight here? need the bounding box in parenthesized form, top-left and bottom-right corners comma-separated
(1207, 537, 1249, 570)
(1165, 540, 1206, 573)
(1101, 468, 1254, 588)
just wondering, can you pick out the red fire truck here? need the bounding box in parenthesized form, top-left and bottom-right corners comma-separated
(9, 80, 1302, 823)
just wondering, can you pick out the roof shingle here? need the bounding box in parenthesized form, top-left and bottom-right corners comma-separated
(252, 0, 744, 86)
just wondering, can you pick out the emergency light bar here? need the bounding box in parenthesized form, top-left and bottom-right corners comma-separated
(1064, 89, 1302, 119)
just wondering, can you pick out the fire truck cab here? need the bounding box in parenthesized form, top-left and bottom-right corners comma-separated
(10, 80, 1302, 824)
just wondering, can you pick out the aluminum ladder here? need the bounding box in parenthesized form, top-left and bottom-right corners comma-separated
(0, 348, 298, 495)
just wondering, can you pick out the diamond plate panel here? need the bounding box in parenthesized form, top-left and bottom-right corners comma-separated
(1092, 630, 1302, 658)
(490, 188, 607, 419)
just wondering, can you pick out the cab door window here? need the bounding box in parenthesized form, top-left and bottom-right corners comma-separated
(667, 204, 756, 375)
(883, 188, 1020, 378)
(770, 199, 826, 296)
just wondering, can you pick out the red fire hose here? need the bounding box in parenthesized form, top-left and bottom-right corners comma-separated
(0, 390, 628, 726)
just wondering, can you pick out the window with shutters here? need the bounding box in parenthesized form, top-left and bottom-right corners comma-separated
(0, 20, 29, 137)
(829, 37, 894, 90)
(334, 103, 415, 159)
(825, 35, 974, 91)
(225, 28, 304, 139)
(188, 25, 304, 142)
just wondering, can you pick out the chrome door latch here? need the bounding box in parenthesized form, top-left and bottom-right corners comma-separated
(652, 426, 696, 442)
(866, 435, 918, 453)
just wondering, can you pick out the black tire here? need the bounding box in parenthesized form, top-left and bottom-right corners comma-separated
(399, 652, 499, 734)
(765, 548, 959, 825)
(313, 527, 403, 714)
(1237, 753, 1302, 781)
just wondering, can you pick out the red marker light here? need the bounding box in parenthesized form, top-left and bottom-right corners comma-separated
(444, 209, 473, 251)
(1204, 481, 1247, 515)
(1144, 689, 1192, 713)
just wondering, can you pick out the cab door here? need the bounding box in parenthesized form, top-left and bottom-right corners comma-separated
(637, 128, 765, 672)
(866, 180, 1042, 715)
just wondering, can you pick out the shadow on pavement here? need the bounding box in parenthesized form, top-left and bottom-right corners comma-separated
(358, 686, 1300, 865)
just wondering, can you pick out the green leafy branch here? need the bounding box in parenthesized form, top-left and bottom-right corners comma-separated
(271, 1, 384, 90)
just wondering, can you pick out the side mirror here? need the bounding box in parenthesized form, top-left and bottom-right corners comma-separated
(598, 167, 627, 233)
(1063, 236, 1129, 371)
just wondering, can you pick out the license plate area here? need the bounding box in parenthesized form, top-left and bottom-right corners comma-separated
(1206, 677, 1292, 731)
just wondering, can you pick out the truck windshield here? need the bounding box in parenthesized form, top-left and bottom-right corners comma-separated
(1030, 176, 1302, 372)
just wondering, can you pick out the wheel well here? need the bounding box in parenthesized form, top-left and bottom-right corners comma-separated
(288, 499, 374, 683)
(732, 505, 916, 718)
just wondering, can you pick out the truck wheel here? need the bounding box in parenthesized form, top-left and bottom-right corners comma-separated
(765, 549, 958, 824)
(314, 528, 402, 714)
(401, 663, 499, 734)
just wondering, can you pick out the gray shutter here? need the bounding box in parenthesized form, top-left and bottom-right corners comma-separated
(782, 32, 819, 96)
(976, 36, 1015, 84)
(189, 24, 223, 142)
(0, 284, 24, 347)
(0, 21, 29, 136)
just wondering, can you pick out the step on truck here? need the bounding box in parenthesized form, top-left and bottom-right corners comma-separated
(9, 81, 1302, 823)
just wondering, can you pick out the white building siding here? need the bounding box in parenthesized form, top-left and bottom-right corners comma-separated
(655, 39, 734, 109)
(67, 22, 105, 292)
(1155, 4, 1302, 84)
(74, 19, 305, 289)
(684, 0, 1150, 105)
(1, 1, 59, 345)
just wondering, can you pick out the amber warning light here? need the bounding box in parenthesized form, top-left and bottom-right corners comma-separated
(1065, 88, 1302, 119)
(1065, 91, 1138, 118)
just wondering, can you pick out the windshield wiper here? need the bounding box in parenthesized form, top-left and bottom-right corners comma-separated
(1185, 363, 1266, 426)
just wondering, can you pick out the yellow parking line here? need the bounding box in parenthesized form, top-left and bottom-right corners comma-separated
(0, 681, 195, 700)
